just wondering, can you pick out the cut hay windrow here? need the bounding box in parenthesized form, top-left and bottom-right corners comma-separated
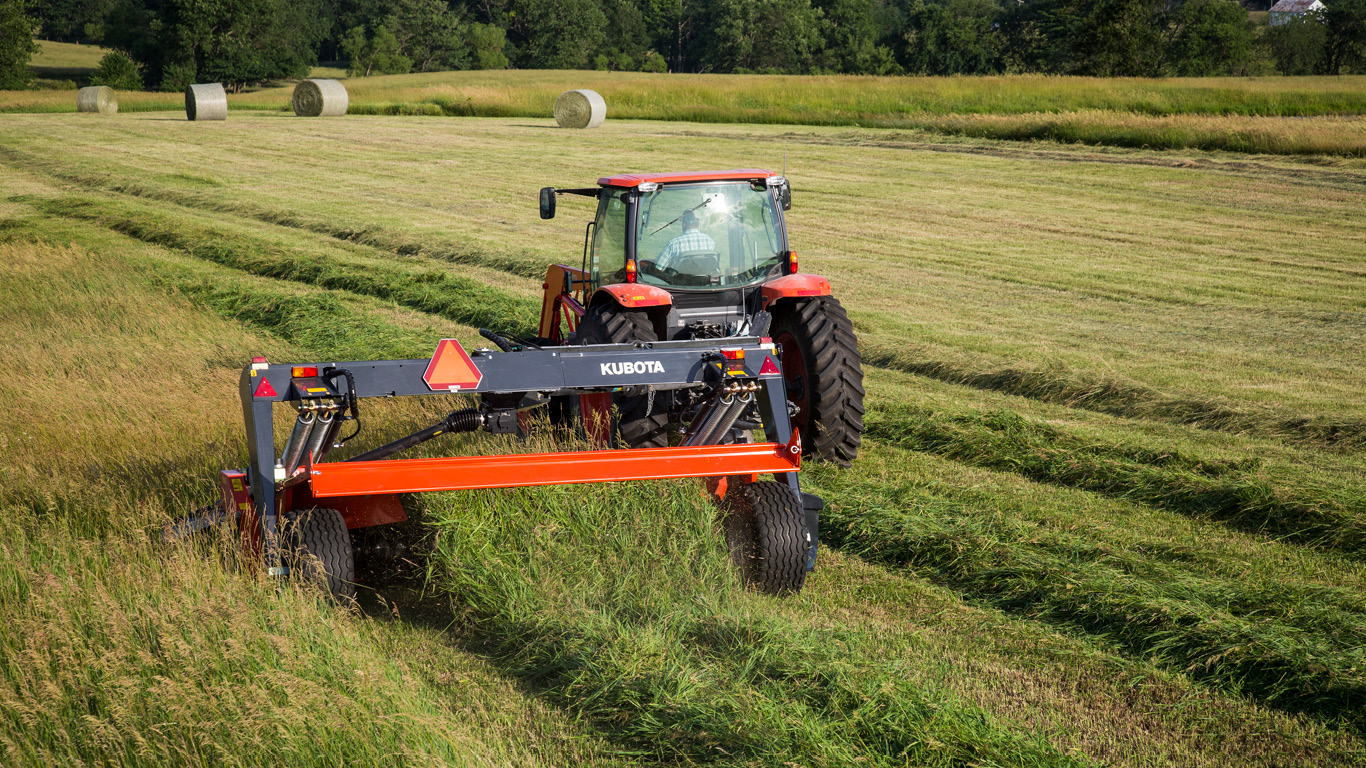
(29, 194, 538, 336)
(804, 452, 1366, 733)
(75, 86, 116, 116)
(292, 79, 348, 117)
(864, 405, 1366, 558)
(185, 83, 228, 121)
(861, 341, 1366, 450)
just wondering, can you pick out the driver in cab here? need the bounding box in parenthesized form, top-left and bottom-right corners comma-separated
(653, 210, 716, 271)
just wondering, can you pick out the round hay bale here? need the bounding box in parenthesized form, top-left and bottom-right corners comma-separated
(554, 89, 606, 129)
(185, 83, 228, 122)
(76, 86, 117, 116)
(292, 78, 349, 117)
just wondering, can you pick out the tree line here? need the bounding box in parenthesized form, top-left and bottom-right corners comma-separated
(4, 0, 1366, 91)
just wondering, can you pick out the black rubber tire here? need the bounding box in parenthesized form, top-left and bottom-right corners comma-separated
(770, 296, 865, 467)
(720, 481, 808, 595)
(283, 508, 356, 603)
(575, 302, 669, 448)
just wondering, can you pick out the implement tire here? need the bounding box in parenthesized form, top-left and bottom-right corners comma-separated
(721, 481, 808, 595)
(283, 508, 356, 603)
(576, 302, 669, 448)
(771, 296, 865, 467)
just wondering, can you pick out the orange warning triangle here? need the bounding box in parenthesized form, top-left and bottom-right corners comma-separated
(253, 377, 278, 398)
(759, 357, 781, 376)
(423, 339, 483, 391)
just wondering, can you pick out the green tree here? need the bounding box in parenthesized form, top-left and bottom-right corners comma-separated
(691, 0, 823, 73)
(1168, 0, 1254, 76)
(0, 0, 36, 89)
(814, 0, 899, 74)
(29, 0, 116, 42)
(998, 0, 1168, 76)
(89, 50, 143, 88)
(1070, 0, 1168, 76)
(386, 0, 469, 72)
(598, 0, 650, 69)
(899, 0, 999, 75)
(506, 0, 607, 68)
(640, 48, 668, 71)
(466, 21, 508, 69)
(1322, 0, 1366, 73)
(342, 24, 413, 76)
(1264, 13, 1327, 75)
(104, 0, 329, 90)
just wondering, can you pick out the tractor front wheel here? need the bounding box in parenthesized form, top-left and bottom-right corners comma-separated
(771, 297, 865, 467)
(575, 302, 669, 448)
(720, 481, 808, 595)
(283, 508, 356, 603)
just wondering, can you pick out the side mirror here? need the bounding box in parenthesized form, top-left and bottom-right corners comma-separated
(539, 187, 556, 219)
(779, 180, 792, 211)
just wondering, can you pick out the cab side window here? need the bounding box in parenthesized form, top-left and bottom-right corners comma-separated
(592, 193, 629, 283)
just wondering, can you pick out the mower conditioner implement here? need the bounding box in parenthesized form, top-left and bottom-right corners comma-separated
(175, 329, 821, 599)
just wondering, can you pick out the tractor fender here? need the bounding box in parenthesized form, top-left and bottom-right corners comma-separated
(760, 274, 832, 309)
(591, 283, 673, 310)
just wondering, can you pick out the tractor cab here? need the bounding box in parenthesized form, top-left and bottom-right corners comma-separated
(538, 169, 862, 466)
(540, 170, 801, 341)
(589, 172, 792, 291)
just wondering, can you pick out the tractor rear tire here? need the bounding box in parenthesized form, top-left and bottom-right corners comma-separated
(284, 508, 356, 603)
(721, 481, 808, 595)
(771, 297, 865, 467)
(576, 303, 669, 448)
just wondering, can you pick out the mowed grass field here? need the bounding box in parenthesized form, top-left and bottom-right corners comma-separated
(5, 69, 1366, 155)
(1, 111, 1365, 766)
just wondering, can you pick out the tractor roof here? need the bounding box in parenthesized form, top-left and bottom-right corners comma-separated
(598, 169, 777, 188)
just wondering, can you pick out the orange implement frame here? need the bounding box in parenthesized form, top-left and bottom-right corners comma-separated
(540, 264, 590, 342)
(308, 437, 801, 498)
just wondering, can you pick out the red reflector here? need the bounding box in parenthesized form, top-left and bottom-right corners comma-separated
(625, 260, 637, 283)
(788, 251, 798, 273)
(721, 349, 745, 360)
(291, 366, 318, 378)
(253, 378, 278, 398)
(759, 358, 781, 376)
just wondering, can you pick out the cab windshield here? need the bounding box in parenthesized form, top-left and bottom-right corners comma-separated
(637, 181, 784, 289)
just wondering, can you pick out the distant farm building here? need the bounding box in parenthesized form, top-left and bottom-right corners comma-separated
(1268, 0, 1325, 26)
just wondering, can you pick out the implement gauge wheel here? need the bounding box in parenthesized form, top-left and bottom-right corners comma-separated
(576, 302, 669, 448)
(283, 508, 356, 603)
(771, 297, 865, 467)
(721, 481, 808, 595)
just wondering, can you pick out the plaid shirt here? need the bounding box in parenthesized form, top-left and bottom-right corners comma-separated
(655, 229, 717, 269)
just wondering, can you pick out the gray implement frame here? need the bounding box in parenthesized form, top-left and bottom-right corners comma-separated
(240, 336, 810, 576)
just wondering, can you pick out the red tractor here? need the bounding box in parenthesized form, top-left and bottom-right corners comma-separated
(538, 169, 864, 465)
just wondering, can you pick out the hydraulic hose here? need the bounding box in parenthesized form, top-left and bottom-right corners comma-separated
(345, 408, 485, 463)
(479, 329, 516, 352)
(324, 367, 361, 446)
